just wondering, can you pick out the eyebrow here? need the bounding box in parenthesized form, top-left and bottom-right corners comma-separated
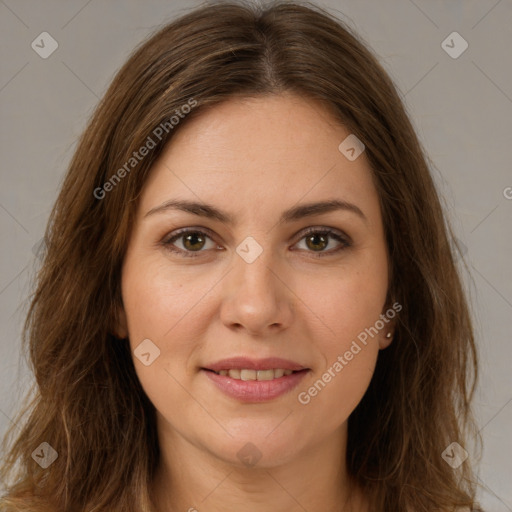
(144, 198, 367, 225)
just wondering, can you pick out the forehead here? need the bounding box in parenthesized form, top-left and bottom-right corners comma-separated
(138, 93, 380, 226)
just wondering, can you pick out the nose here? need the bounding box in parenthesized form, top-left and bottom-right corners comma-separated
(219, 247, 294, 337)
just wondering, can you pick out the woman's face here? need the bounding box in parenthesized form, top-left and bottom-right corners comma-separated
(117, 93, 392, 468)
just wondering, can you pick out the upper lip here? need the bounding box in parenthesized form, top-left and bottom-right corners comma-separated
(203, 357, 308, 372)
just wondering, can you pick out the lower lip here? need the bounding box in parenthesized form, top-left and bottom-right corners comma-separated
(202, 369, 309, 403)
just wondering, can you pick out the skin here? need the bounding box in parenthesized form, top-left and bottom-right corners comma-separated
(115, 92, 394, 512)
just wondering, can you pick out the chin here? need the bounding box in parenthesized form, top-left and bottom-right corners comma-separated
(199, 428, 307, 469)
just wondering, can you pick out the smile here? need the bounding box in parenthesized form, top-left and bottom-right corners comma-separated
(202, 368, 310, 402)
(210, 368, 295, 380)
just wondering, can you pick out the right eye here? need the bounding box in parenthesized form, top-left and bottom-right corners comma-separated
(162, 228, 220, 258)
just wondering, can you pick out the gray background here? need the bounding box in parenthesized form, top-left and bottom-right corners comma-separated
(0, 0, 511, 509)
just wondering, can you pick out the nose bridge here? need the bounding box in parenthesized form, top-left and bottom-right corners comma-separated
(233, 238, 280, 306)
(220, 235, 293, 334)
(237, 244, 275, 291)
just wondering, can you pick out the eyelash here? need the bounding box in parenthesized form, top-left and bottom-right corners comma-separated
(161, 227, 351, 258)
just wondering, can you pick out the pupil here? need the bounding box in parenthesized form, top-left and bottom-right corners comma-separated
(307, 234, 327, 251)
(184, 233, 204, 251)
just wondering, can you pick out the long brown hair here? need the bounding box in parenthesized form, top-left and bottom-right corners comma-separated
(0, 1, 482, 510)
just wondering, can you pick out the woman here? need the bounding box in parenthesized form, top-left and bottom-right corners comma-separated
(0, 1, 483, 510)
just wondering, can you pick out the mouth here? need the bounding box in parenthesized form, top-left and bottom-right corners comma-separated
(200, 357, 310, 402)
(202, 368, 308, 381)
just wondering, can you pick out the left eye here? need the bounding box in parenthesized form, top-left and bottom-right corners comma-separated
(162, 227, 351, 258)
(294, 228, 350, 254)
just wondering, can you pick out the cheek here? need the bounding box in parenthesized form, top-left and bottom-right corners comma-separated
(121, 257, 209, 343)
(293, 253, 387, 414)
(120, 258, 211, 400)
(297, 344, 378, 436)
(120, 260, 207, 423)
(295, 252, 389, 345)
(295, 276, 383, 426)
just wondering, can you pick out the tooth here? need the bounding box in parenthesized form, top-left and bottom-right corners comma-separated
(218, 368, 296, 380)
(227, 369, 241, 379)
(257, 369, 275, 381)
(240, 369, 257, 381)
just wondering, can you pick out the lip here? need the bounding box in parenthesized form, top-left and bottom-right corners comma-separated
(202, 368, 310, 403)
(203, 357, 307, 372)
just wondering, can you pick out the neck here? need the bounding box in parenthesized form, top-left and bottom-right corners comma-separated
(150, 420, 367, 512)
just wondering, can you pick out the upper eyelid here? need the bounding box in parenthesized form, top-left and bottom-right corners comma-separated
(164, 226, 217, 244)
(164, 226, 350, 248)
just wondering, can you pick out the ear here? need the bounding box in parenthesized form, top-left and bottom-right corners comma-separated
(378, 326, 394, 350)
(112, 305, 129, 340)
(378, 301, 399, 350)
(378, 290, 401, 349)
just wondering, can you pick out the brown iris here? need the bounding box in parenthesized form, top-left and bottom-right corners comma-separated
(183, 232, 206, 251)
(305, 233, 328, 251)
